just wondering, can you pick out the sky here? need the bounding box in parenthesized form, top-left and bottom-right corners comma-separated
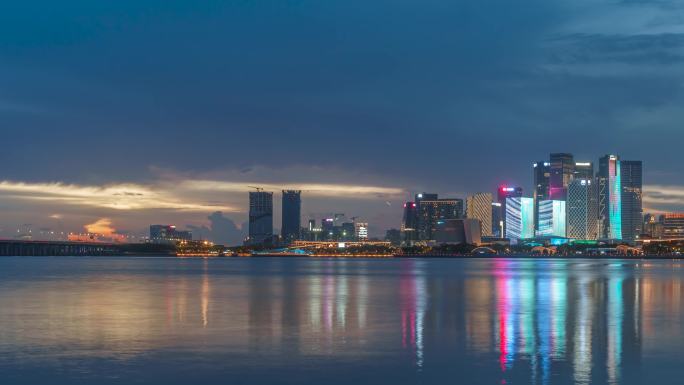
(2, 0, 684, 244)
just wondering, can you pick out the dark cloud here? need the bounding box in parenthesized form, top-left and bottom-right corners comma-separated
(188, 212, 245, 246)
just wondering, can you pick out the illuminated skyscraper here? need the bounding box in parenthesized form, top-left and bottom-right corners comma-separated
(533, 161, 551, 231)
(354, 222, 368, 240)
(598, 155, 622, 239)
(574, 162, 594, 180)
(567, 179, 599, 240)
(620, 161, 643, 242)
(466, 193, 493, 237)
(402, 201, 418, 244)
(498, 186, 523, 237)
(248, 191, 273, 245)
(505, 197, 534, 241)
(281, 190, 301, 243)
(417, 197, 464, 240)
(491, 202, 503, 237)
(536, 200, 566, 237)
(549, 153, 575, 200)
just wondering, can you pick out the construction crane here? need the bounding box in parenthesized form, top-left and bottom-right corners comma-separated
(248, 186, 264, 192)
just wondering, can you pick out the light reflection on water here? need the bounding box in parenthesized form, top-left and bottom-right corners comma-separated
(0, 257, 682, 384)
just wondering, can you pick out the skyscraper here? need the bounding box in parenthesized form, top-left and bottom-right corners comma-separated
(505, 197, 534, 241)
(417, 196, 464, 240)
(549, 153, 575, 200)
(492, 202, 503, 237)
(281, 190, 301, 244)
(248, 190, 273, 245)
(598, 155, 622, 240)
(621, 161, 643, 242)
(402, 201, 418, 244)
(536, 200, 566, 237)
(567, 178, 599, 240)
(354, 222, 369, 240)
(498, 186, 523, 237)
(574, 162, 594, 180)
(533, 161, 551, 231)
(466, 193, 493, 237)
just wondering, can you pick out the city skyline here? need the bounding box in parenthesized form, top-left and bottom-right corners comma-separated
(0, 151, 668, 246)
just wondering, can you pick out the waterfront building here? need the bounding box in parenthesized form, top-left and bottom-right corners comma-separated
(533, 161, 551, 231)
(549, 153, 575, 200)
(354, 222, 369, 240)
(598, 155, 622, 239)
(491, 202, 503, 237)
(281, 190, 301, 244)
(149, 225, 192, 243)
(643, 214, 664, 239)
(505, 197, 535, 241)
(402, 201, 419, 244)
(567, 179, 599, 240)
(248, 191, 273, 245)
(417, 196, 464, 240)
(322, 217, 334, 239)
(621, 161, 643, 242)
(466, 193, 493, 237)
(434, 219, 482, 245)
(498, 186, 523, 237)
(536, 200, 566, 237)
(661, 213, 684, 239)
(574, 162, 594, 180)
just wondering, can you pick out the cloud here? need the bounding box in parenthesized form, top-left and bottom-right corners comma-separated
(84, 218, 116, 235)
(180, 180, 405, 198)
(188, 212, 246, 246)
(0, 180, 236, 212)
(643, 184, 684, 212)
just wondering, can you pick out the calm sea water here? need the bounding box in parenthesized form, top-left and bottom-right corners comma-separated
(0, 257, 682, 385)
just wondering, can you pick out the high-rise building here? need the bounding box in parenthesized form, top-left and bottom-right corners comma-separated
(281, 190, 301, 244)
(248, 191, 273, 245)
(567, 179, 599, 240)
(505, 197, 534, 241)
(498, 186, 523, 237)
(416, 195, 463, 240)
(621, 161, 643, 242)
(574, 162, 594, 180)
(466, 193, 493, 237)
(533, 161, 551, 231)
(598, 155, 622, 239)
(661, 213, 684, 239)
(549, 153, 575, 200)
(401, 201, 419, 244)
(492, 202, 504, 237)
(355, 222, 369, 240)
(536, 200, 566, 237)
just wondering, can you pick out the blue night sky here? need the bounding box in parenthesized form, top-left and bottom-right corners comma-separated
(1, 1, 684, 244)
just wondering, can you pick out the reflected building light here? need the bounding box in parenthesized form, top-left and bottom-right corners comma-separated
(573, 278, 593, 385)
(308, 276, 321, 331)
(551, 275, 567, 357)
(607, 278, 624, 384)
(202, 263, 210, 328)
(358, 275, 368, 329)
(415, 275, 427, 369)
(336, 275, 348, 328)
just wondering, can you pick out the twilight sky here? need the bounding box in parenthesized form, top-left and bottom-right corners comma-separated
(2, 0, 684, 244)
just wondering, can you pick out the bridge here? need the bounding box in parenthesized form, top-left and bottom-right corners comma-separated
(0, 240, 119, 256)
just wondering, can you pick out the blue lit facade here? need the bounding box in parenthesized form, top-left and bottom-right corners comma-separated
(505, 197, 534, 241)
(536, 200, 566, 237)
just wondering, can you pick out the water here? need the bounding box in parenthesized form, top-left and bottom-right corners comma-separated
(0, 257, 682, 385)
